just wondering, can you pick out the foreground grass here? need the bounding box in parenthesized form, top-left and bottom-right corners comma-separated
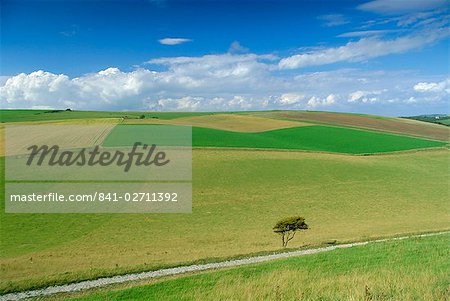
(1, 149, 449, 293)
(68, 234, 450, 301)
(103, 124, 446, 154)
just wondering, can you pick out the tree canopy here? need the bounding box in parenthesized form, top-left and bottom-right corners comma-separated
(273, 216, 308, 247)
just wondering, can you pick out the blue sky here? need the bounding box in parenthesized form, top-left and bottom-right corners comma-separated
(1, 0, 449, 115)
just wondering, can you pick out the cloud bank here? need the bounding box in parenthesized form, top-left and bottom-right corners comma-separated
(1, 57, 448, 115)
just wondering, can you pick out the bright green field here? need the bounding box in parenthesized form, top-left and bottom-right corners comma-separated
(1, 149, 449, 293)
(69, 234, 450, 301)
(103, 124, 446, 154)
(0, 109, 216, 122)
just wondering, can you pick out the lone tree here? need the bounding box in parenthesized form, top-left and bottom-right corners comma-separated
(273, 216, 308, 247)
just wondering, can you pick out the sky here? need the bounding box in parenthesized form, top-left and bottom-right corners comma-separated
(1, 0, 449, 116)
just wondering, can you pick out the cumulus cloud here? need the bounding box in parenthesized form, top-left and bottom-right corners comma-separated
(413, 78, 450, 93)
(278, 93, 305, 105)
(1, 71, 72, 107)
(357, 0, 447, 15)
(348, 90, 384, 103)
(306, 94, 337, 108)
(1, 55, 449, 115)
(279, 26, 448, 69)
(158, 38, 192, 45)
(0, 68, 158, 110)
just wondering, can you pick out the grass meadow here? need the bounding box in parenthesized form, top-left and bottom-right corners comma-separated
(67, 234, 450, 301)
(1, 148, 449, 293)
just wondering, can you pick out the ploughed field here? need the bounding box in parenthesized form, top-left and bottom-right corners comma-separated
(0, 110, 449, 294)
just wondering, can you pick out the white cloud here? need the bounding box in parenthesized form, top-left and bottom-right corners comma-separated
(348, 90, 384, 103)
(326, 94, 337, 104)
(278, 93, 304, 105)
(306, 94, 337, 108)
(0, 71, 71, 106)
(279, 26, 448, 69)
(1, 56, 448, 115)
(413, 79, 450, 93)
(317, 14, 350, 27)
(158, 38, 192, 45)
(357, 0, 447, 15)
(156, 97, 202, 111)
(349, 90, 366, 102)
(414, 82, 440, 92)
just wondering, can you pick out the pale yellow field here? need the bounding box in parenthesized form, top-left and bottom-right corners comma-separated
(4, 122, 115, 155)
(123, 114, 309, 132)
(2, 118, 122, 126)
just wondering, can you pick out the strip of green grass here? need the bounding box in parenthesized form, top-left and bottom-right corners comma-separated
(0, 109, 216, 122)
(70, 234, 450, 301)
(103, 124, 446, 154)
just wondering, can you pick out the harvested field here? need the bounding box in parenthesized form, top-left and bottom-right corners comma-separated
(4, 123, 115, 156)
(259, 111, 450, 141)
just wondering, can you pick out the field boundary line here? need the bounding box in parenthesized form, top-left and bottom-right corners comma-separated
(1, 231, 449, 301)
(255, 112, 450, 142)
(191, 145, 449, 156)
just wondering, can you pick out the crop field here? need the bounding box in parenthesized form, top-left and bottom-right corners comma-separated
(103, 124, 446, 154)
(4, 122, 115, 156)
(67, 234, 450, 301)
(260, 111, 450, 141)
(123, 113, 308, 132)
(1, 148, 449, 293)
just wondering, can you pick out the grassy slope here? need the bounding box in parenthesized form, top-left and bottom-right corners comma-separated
(103, 124, 446, 154)
(1, 149, 449, 292)
(69, 234, 450, 301)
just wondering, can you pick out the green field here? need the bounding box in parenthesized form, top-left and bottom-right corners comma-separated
(103, 124, 446, 154)
(0, 110, 449, 297)
(69, 234, 450, 301)
(0, 109, 217, 123)
(1, 149, 449, 293)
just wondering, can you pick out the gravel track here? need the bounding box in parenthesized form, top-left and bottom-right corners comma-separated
(1, 231, 448, 301)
